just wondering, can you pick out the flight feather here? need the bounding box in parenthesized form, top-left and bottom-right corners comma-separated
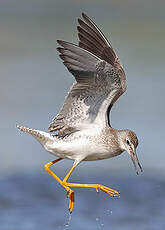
(48, 13, 126, 136)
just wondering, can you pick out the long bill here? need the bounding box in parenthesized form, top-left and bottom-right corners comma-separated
(129, 149, 143, 175)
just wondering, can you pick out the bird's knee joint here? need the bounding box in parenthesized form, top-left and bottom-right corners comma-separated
(44, 164, 49, 171)
(62, 181, 67, 186)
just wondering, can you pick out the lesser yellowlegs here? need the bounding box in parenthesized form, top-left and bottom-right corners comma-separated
(17, 13, 142, 213)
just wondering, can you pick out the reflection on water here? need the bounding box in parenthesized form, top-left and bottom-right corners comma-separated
(0, 173, 164, 230)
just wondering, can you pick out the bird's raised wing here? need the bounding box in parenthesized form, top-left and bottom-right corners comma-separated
(48, 13, 126, 136)
(78, 13, 119, 66)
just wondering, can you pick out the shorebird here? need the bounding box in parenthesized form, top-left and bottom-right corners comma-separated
(17, 13, 142, 213)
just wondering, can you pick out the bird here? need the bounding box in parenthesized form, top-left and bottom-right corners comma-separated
(17, 12, 143, 213)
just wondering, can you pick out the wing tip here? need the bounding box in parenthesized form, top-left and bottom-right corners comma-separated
(56, 47, 63, 52)
(82, 12, 88, 19)
(57, 40, 64, 46)
(77, 18, 83, 26)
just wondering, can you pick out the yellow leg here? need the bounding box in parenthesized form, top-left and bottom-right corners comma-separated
(62, 161, 120, 198)
(44, 159, 120, 213)
(65, 182, 120, 197)
(44, 158, 64, 187)
(44, 158, 75, 213)
(63, 160, 78, 183)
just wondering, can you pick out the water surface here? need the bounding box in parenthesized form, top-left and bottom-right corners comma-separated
(1, 172, 164, 230)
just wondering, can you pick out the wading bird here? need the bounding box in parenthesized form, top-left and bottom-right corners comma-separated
(17, 13, 142, 213)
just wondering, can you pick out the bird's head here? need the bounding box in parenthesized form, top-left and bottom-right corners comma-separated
(119, 129, 143, 175)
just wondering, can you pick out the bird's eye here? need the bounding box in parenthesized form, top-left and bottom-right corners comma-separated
(126, 139, 130, 145)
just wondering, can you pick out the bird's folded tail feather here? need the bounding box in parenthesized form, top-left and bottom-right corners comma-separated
(16, 125, 53, 144)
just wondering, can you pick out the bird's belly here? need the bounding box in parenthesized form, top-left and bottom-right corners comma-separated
(45, 135, 122, 162)
(83, 147, 122, 161)
(45, 136, 92, 160)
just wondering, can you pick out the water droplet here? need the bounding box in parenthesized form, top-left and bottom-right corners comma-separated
(106, 209, 113, 216)
(65, 212, 72, 227)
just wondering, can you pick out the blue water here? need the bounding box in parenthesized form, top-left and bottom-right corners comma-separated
(0, 172, 164, 230)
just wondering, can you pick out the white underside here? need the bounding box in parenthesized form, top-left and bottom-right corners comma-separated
(18, 125, 122, 164)
(43, 128, 122, 163)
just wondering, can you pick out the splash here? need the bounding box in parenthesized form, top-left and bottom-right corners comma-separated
(64, 212, 72, 227)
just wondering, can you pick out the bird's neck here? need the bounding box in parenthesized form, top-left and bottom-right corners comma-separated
(115, 129, 127, 151)
(104, 127, 124, 153)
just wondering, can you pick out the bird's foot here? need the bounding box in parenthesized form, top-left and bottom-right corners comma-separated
(95, 184, 120, 198)
(66, 188, 75, 213)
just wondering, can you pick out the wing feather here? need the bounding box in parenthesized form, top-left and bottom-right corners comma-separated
(78, 13, 117, 66)
(49, 14, 126, 136)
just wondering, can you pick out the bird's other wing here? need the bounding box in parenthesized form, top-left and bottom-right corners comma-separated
(48, 14, 126, 136)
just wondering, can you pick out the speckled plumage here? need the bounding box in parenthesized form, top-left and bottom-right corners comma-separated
(17, 13, 143, 213)
(48, 13, 126, 136)
(17, 12, 142, 169)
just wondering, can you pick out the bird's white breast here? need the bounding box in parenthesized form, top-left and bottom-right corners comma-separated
(44, 128, 122, 162)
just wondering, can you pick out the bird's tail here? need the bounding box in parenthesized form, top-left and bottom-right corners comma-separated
(16, 125, 54, 145)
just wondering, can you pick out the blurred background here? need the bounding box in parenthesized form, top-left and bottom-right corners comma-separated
(0, 0, 165, 229)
